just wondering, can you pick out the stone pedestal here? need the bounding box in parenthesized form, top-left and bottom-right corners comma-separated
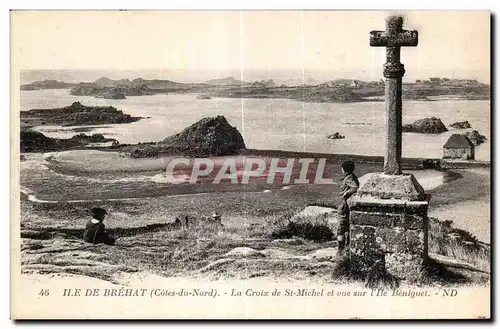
(348, 173, 430, 279)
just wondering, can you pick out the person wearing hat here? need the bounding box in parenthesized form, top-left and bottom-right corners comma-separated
(212, 212, 222, 225)
(83, 207, 116, 245)
(337, 160, 359, 252)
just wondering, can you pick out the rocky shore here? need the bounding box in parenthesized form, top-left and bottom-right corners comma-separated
(212, 85, 366, 103)
(21, 77, 491, 103)
(20, 131, 118, 153)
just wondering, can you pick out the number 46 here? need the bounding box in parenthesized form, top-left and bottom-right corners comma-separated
(38, 289, 50, 296)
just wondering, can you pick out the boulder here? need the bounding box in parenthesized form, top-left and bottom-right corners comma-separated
(306, 248, 338, 261)
(327, 132, 345, 140)
(465, 130, 487, 145)
(449, 120, 472, 129)
(20, 131, 57, 152)
(402, 117, 448, 134)
(224, 247, 263, 258)
(70, 133, 116, 143)
(129, 116, 246, 158)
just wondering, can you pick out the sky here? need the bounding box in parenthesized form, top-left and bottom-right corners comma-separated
(11, 10, 491, 83)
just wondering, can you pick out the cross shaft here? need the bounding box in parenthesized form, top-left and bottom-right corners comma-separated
(370, 16, 418, 175)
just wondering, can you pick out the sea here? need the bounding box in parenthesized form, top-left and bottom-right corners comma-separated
(21, 89, 491, 161)
(19, 89, 491, 241)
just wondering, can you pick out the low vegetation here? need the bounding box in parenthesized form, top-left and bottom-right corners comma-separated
(21, 199, 490, 288)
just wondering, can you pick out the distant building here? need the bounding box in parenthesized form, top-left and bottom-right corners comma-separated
(350, 80, 361, 88)
(443, 134, 475, 160)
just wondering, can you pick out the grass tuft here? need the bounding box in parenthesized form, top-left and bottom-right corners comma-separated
(332, 252, 400, 289)
(429, 217, 490, 272)
(268, 210, 335, 242)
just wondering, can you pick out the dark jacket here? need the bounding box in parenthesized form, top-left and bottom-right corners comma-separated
(83, 219, 115, 245)
(338, 172, 360, 217)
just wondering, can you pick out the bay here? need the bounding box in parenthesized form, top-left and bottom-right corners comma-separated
(20, 89, 490, 161)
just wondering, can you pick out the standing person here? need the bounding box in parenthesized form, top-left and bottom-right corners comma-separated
(83, 207, 116, 245)
(337, 160, 360, 252)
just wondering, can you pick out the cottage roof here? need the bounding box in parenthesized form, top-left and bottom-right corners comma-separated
(443, 134, 474, 149)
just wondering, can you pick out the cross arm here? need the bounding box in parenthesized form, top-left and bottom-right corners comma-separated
(370, 30, 419, 47)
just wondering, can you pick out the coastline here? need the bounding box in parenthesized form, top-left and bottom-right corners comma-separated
(17, 88, 491, 297)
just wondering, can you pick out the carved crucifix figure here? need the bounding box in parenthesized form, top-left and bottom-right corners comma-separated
(370, 16, 418, 175)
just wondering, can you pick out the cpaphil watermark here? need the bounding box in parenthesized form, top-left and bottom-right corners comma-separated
(165, 157, 339, 185)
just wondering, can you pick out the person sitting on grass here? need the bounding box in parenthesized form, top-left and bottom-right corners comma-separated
(337, 160, 360, 252)
(212, 212, 222, 225)
(83, 207, 116, 245)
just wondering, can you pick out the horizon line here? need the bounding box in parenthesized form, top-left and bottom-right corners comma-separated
(19, 69, 490, 85)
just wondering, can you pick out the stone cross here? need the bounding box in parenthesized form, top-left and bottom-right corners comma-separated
(370, 16, 418, 175)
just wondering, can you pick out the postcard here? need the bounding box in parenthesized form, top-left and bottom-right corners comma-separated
(11, 10, 490, 319)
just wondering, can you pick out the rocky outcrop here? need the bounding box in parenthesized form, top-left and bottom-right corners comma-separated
(95, 88, 126, 99)
(20, 80, 76, 90)
(126, 115, 246, 158)
(252, 79, 276, 87)
(213, 83, 366, 103)
(69, 83, 98, 96)
(327, 132, 345, 140)
(70, 83, 155, 98)
(402, 117, 448, 134)
(20, 102, 143, 127)
(196, 94, 212, 100)
(449, 121, 472, 129)
(465, 130, 487, 145)
(204, 77, 244, 86)
(93, 77, 132, 88)
(20, 131, 117, 152)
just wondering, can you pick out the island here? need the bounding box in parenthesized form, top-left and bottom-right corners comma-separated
(450, 121, 472, 129)
(20, 131, 118, 153)
(402, 117, 448, 134)
(327, 132, 345, 140)
(117, 115, 246, 158)
(20, 80, 77, 90)
(204, 77, 245, 86)
(20, 101, 144, 128)
(21, 76, 490, 103)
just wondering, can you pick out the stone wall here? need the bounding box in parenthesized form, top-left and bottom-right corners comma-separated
(349, 195, 430, 279)
(443, 147, 474, 160)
